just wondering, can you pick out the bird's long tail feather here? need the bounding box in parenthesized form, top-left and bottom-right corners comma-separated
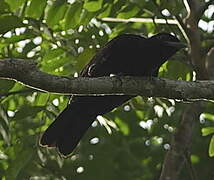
(40, 95, 132, 157)
(40, 104, 96, 157)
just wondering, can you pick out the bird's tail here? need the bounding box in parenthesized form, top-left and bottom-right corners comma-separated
(40, 95, 132, 157)
(40, 103, 96, 157)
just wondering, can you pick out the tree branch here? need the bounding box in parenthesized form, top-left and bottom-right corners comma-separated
(100, 17, 178, 25)
(159, 103, 202, 180)
(0, 58, 214, 100)
(160, 0, 210, 179)
(183, 0, 208, 80)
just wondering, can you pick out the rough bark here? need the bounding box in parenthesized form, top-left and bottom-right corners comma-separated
(0, 58, 214, 100)
(160, 0, 211, 179)
(159, 103, 202, 180)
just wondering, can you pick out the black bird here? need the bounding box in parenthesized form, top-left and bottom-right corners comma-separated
(40, 33, 185, 157)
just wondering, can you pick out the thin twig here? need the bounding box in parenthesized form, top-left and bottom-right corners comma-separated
(100, 17, 178, 24)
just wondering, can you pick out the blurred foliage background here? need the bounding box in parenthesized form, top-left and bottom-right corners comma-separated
(0, 0, 214, 179)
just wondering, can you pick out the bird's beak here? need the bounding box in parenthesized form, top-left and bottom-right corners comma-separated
(164, 41, 187, 49)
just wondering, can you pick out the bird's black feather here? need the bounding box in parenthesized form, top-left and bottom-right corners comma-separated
(40, 33, 185, 157)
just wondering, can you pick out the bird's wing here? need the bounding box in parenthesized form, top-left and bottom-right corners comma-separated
(80, 34, 147, 77)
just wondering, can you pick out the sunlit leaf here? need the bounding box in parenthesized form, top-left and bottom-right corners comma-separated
(202, 127, 214, 136)
(209, 135, 214, 157)
(26, 0, 47, 19)
(190, 154, 200, 164)
(64, 2, 83, 30)
(42, 48, 64, 62)
(40, 49, 73, 73)
(159, 60, 192, 80)
(83, 0, 103, 12)
(203, 113, 214, 122)
(98, 3, 112, 18)
(8, 82, 26, 92)
(114, 117, 130, 135)
(46, 0, 67, 28)
(4, 0, 25, 11)
(79, 9, 96, 25)
(34, 93, 50, 106)
(117, 5, 140, 19)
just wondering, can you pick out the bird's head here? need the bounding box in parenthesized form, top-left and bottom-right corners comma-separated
(149, 33, 186, 61)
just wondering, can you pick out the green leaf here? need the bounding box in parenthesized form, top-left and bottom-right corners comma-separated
(98, 3, 112, 18)
(13, 105, 44, 121)
(209, 135, 214, 157)
(41, 56, 71, 73)
(5, 0, 26, 11)
(0, 79, 15, 94)
(115, 117, 130, 136)
(33, 93, 49, 106)
(22, 41, 37, 56)
(0, 124, 10, 145)
(83, 0, 103, 12)
(202, 127, 214, 136)
(40, 49, 73, 73)
(117, 5, 140, 19)
(5, 138, 35, 179)
(159, 60, 192, 80)
(0, 0, 10, 14)
(0, 15, 24, 34)
(46, 0, 67, 28)
(79, 9, 96, 26)
(8, 82, 26, 92)
(64, 2, 83, 30)
(203, 113, 214, 122)
(26, 0, 47, 19)
(75, 48, 95, 72)
(190, 154, 200, 164)
(2, 29, 36, 44)
(43, 48, 64, 62)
